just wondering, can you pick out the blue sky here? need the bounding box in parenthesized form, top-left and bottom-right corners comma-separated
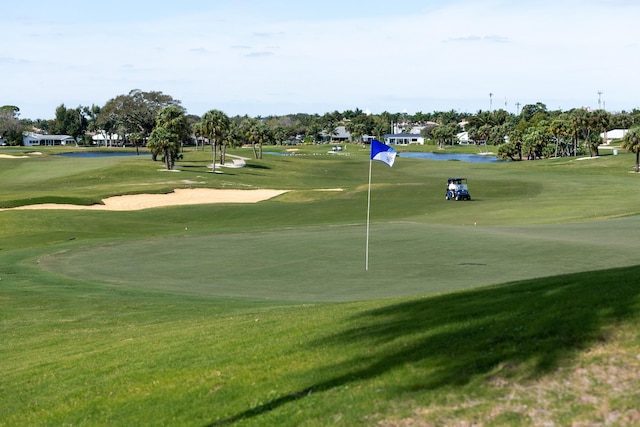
(2, 0, 639, 119)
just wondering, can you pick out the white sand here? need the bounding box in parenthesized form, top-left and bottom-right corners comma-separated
(0, 152, 42, 158)
(1, 188, 288, 211)
(0, 154, 29, 159)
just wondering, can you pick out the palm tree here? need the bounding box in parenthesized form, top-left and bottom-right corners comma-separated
(241, 117, 259, 158)
(549, 117, 569, 158)
(191, 121, 205, 151)
(148, 106, 189, 170)
(221, 121, 239, 165)
(200, 109, 230, 173)
(476, 124, 492, 153)
(588, 110, 610, 157)
(568, 109, 589, 156)
(506, 128, 524, 160)
(243, 118, 271, 159)
(522, 127, 548, 160)
(147, 127, 175, 170)
(621, 126, 640, 173)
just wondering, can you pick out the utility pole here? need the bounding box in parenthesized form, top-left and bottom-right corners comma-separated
(515, 102, 521, 115)
(489, 93, 493, 111)
(598, 91, 603, 110)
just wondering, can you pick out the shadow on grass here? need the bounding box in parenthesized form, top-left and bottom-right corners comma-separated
(208, 265, 640, 425)
(243, 163, 271, 170)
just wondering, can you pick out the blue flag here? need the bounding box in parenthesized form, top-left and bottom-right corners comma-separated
(370, 139, 397, 167)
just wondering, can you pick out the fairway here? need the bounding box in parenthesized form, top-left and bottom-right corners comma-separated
(40, 216, 640, 302)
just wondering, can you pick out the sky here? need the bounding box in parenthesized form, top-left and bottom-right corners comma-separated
(2, 0, 640, 120)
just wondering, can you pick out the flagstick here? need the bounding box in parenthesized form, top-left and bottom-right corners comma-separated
(365, 158, 373, 271)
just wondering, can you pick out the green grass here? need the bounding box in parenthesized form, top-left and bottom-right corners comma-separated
(2, 144, 640, 425)
(34, 217, 640, 302)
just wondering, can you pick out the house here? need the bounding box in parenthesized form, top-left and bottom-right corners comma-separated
(91, 132, 123, 146)
(328, 126, 350, 142)
(600, 129, 628, 144)
(23, 132, 75, 146)
(324, 126, 376, 143)
(457, 131, 470, 144)
(384, 133, 425, 145)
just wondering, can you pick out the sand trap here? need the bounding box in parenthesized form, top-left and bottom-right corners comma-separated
(1, 188, 288, 211)
(0, 154, 30, 159)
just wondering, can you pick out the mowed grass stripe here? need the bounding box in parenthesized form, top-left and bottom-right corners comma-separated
(40, 216, 640, 302)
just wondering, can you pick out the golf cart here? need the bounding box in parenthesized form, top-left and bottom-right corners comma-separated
(445, 177, 471, 201)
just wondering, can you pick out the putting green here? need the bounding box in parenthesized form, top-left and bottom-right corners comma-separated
(39, 216, 640, 302)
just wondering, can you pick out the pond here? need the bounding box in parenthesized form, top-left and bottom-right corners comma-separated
(58, 151, 150, 158)
(263, 151, 500, 163)
(399, 152, 501, 163)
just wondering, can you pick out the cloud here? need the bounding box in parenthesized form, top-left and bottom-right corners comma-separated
(444, 35, 510, 43)
(0, 56, 30, 65)
(252, 31, 285, 38)
(244, 51, 275, 58)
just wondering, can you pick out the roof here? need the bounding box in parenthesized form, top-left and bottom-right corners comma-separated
(24, 132, 74, 140)
(384, 133, 422, 138)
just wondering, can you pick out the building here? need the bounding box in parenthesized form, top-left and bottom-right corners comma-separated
(457, 131, 470, 144)
(23, 133, 75, 146)
(327, 126, 350, 142)
(91, 132, 123, 146)
(600, 129, 628, 144)
(384, 133, 425, 145)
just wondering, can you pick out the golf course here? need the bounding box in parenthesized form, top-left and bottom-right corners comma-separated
(2, 144, 639, 426)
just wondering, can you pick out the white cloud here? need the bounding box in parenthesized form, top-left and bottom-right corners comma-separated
(3, 0, 640, 118)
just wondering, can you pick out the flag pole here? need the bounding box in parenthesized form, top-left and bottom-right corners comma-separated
(366, 139, 396, 271)
(365, 157, 373, 271)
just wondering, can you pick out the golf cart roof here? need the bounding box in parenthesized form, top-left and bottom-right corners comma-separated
(447, 177, 467, 183)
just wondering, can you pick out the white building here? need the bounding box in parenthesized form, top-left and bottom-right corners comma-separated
(23, 133, 75, 146)
(91, 132, 123, 146)
(457, 131, 470, 144)
(600, 129, 628, 144)
(384, 133, 425, 145)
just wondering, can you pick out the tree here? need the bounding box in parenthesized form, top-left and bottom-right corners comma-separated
(242, 118, 272, 159)
(82, 104, 101, 145)
(568, 108, 590, 156)
(147, 106, 189, 170)
(431, 123, 458, 148)
(505, 128, 524, 160)
(147, 128, 176, 170)
(520, 102, 548, 123)
(199, 109, 230, 172)
(621, 126, 640, 173)
(51, 104, 88, 144)
(192, 121, 206, 151)
(99, 89, 181, 153)
(222, 121, 240, 164)
(549, 117, 570, 158)
(344, 114, 375, 142)
(588, 109, 610, 157)
(0, 105, 22, 145)
(522, 127, 549, 160)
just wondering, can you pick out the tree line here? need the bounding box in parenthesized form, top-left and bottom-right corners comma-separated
(4, 90, 640, 169)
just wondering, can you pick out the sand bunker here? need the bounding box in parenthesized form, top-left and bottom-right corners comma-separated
(0, 152, 42, 158)
(2, 188, 288, 211)
(0, 154, 30, 159)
